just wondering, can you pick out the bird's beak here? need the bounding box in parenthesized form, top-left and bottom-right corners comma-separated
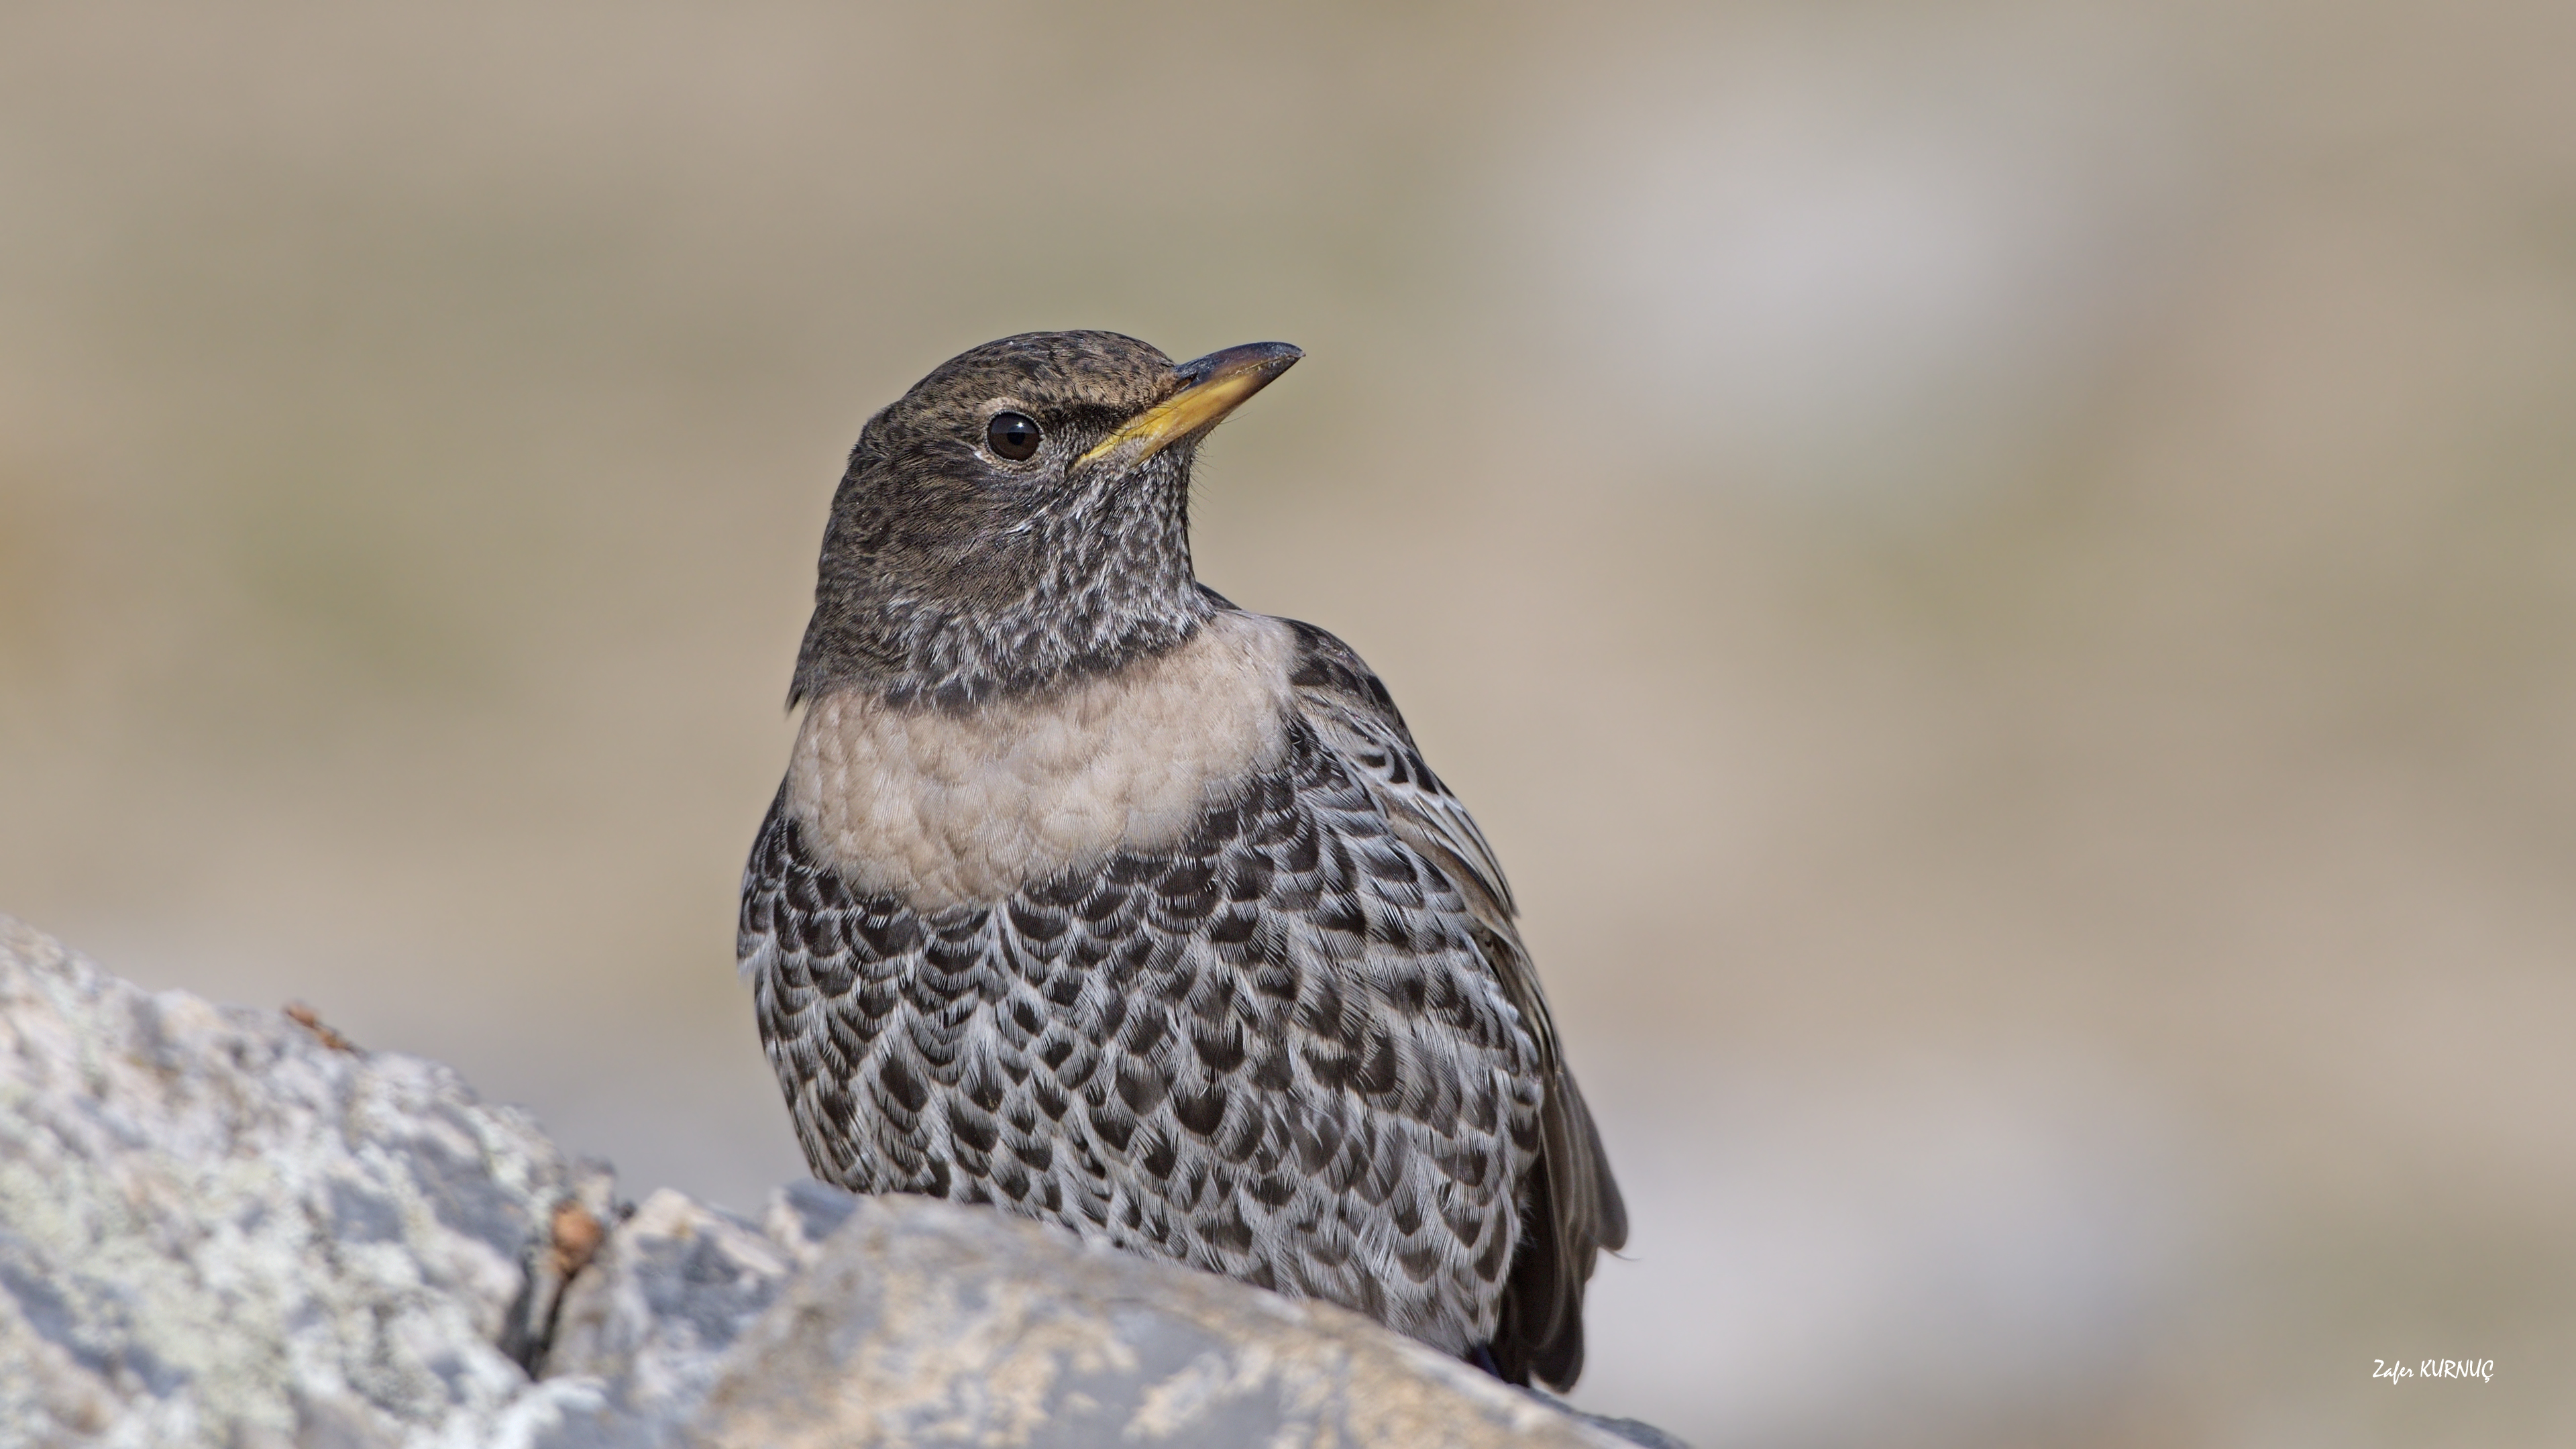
(1078, 341, 1302, 467)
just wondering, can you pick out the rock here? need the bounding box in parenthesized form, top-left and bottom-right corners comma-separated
(684, 1191, 1659, 1449)
(0, 915, 1682, 1448)
(537, 1185, 819, 1434)
(0, 913, 618, 1447)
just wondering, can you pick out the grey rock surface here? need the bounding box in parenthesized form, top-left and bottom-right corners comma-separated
(684, 1192, 1656, 1449)
(537, 1183, 843, 1434)
(0, 914, 613, 1448)
(0, 916, 1678, 1448)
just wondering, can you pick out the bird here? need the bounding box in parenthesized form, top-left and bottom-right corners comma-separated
(737, 330, 1625, 1389)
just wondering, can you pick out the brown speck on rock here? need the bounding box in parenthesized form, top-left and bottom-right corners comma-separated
(551, 1199, 605, 1279)
(282, 1002, 357, 1053)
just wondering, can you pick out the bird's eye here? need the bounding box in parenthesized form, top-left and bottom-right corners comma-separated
(985, 411, 1042, 462)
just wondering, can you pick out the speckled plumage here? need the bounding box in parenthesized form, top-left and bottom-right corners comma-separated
(739, 332, 1623, 1389)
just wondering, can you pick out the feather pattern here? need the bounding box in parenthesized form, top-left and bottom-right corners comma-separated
(1279, 616, 1627, 1386)
(741, 604, 1619, 1387)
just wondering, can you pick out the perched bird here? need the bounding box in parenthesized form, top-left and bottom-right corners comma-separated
(738, 331, 1625, 1388)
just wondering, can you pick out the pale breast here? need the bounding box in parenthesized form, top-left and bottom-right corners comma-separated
(785, 611, 1299, 908)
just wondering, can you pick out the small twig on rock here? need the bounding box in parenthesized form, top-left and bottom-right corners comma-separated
(282, 1002, 357, 1053)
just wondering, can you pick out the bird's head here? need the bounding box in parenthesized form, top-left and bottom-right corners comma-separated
(790, 330, 1300, 710)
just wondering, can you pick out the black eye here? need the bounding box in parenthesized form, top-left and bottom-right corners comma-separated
(986, 411, 1041, 462)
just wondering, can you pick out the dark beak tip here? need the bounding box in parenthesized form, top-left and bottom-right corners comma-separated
(1177, 341, 1303, 384)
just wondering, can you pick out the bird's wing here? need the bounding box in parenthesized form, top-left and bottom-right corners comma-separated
(1277, 615, 1629, 1391)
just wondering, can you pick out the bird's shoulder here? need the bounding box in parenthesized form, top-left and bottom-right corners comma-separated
(1203, 593, 1519, 928)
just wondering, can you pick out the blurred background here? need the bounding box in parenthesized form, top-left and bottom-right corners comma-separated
(3, 1, 2570, 1443)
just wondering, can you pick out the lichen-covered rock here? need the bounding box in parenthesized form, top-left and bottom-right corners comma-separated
(0, 915, 610, 1447)
(0, 915, 1680, 1448)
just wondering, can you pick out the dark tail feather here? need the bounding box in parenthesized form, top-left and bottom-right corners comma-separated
(1489, 1069, 1625, 1391)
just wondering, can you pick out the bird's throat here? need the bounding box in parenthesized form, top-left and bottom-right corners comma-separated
(784, 611, 1299, 910)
